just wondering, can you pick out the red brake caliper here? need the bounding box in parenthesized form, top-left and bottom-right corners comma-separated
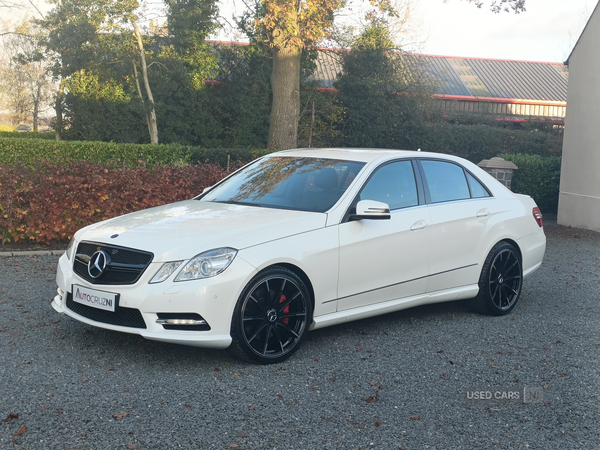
(279, 294, 289, 324)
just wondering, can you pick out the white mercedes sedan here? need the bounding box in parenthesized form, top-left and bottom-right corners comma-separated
(53, 149, 546, 364)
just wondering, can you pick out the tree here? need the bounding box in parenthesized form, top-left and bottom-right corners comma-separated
(244, 0, 527, 151)
(39, 0, 161, 143)
(334, 18, 432, 148)
(454, 0, 526, 13)
(0, 21, 54, 131)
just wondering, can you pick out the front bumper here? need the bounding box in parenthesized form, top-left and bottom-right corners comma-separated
(53, 252, 258, 349)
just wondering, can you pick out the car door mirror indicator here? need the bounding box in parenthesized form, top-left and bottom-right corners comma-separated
(350, 200, 391, 221)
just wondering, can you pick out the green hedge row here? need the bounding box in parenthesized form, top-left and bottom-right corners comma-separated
(0, 131, 55, 140)
(0, 137, 271, 168)
(501, 153, 562, 214)
(415, 121, 563, 163)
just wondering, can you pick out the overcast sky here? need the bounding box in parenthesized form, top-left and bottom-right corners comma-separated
(217, 0, 596, 63)
(6, 0, 597, 63)
(413, 0, 595, 62)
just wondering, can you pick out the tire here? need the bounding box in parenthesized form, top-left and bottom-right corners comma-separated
(469, 242, 523, 316)
(229, 266, 313, 364)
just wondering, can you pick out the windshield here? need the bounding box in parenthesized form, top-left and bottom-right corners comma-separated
(200, 156, 366, 212)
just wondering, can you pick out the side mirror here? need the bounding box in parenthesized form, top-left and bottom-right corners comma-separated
(202, 186, 213, 194)
(350, 200, 391, 221)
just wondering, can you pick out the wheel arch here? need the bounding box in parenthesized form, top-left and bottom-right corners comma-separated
(260, 262, 316, 315)
(497, 238, 522, 262)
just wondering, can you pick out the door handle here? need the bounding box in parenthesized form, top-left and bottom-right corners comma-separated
(476, 208, 490, 217)
(410, 219, 427, 231)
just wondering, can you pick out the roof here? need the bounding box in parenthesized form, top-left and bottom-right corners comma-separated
(277, 148, 416, 162)
(566, 0, 600, 65)
(311, 49, 569, 103)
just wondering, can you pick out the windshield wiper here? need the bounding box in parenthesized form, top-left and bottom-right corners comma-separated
(213, 200, 262, 207)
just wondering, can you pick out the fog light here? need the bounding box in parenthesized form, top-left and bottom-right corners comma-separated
(155, 318, 207, 326)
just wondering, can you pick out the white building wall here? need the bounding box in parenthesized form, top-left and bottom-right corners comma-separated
(558, 5, 600, 232)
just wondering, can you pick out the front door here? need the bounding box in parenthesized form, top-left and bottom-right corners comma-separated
(337, 160, 431, 311)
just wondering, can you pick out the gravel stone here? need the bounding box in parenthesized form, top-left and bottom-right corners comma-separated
(1, 219, 598, 449)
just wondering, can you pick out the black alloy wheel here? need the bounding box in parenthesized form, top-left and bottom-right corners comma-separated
(230, 266, 312, 364)
(470, 242, 523, 316)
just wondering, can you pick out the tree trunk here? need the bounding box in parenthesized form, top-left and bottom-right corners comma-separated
(268, 45, 301, 150)
(131, 20, 158, 144)
(132, 61, 153, 139)
(54, 79, 64, 141)
(32, 83, 40, 133)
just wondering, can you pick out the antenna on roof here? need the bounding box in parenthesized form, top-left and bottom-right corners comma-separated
(417, 148, 421, 152)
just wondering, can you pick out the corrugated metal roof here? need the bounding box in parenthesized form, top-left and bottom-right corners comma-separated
(311, 50, 568, 102)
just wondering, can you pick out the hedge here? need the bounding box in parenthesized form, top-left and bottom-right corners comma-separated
(0, 131, 55, 140)
(0, 137, 273, 169)
(418, 121, 563, 164)
(500, 153, 562, 214)
(0, 161, 238, 244)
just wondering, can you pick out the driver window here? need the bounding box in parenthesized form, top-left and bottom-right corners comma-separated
(359, 161, 419, 210)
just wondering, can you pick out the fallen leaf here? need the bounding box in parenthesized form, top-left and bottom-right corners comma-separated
(110, 412, 128, 421)
(184, 404, 192, 408)
(16, 425, 26, 435)
(4, 413, 18, 422)
(237, 434, 248, 438)
(277, 394, 283, 400)
(125, 445, 137, 449)
(82, 378, 88, 383)
(229, 445, 239, 449)
(359, 424, 365, 429)
(374, 420, 381, 427)
(369, 381, 377, 386)
(409, 415, 420, 420)
(214, 367, 221, 372)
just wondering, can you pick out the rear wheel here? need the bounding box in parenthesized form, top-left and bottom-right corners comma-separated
(470, 242, 522, 316)
(230, 266, 312, 364)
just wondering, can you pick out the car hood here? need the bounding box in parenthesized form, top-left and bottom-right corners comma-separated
(77, 200, 327, 261)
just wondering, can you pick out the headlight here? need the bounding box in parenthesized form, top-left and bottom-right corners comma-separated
(175, 248, 238, 282)
(149, 261, 183, 284)
(66, 237, 76, 260)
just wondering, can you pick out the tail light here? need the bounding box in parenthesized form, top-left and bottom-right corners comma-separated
(532, 207, 543, 227)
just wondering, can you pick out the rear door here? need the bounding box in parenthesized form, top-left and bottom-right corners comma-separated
(417, 159, 497, 293)
(337, 160, 431, 311)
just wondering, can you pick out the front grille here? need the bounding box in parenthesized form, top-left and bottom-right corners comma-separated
(73, 241, 153, 285)
(66, 292, 147, 329)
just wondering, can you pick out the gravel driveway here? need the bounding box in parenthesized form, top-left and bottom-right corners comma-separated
(1, 220, 599, 449)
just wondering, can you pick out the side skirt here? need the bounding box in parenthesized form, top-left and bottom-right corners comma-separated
(310, 284, 480, 331)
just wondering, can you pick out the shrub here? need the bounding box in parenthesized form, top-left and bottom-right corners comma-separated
(419, 122, 563, 163)
(0, 131, 55, 140)
(0, 138, 191, 167)
(0, 138, 270, 169)
(0, 160, 238, 244)
(188, 147, 272, 167)
(500, 153, 562, 214)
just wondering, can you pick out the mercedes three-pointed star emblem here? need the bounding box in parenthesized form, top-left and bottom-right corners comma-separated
(88, 250, 109, 279)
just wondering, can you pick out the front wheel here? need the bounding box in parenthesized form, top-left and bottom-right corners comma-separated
(229, 266, 313, 364)
(469, 242, 523, 316)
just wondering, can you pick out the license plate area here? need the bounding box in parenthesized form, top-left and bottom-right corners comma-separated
(72, 284, 119, 312)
